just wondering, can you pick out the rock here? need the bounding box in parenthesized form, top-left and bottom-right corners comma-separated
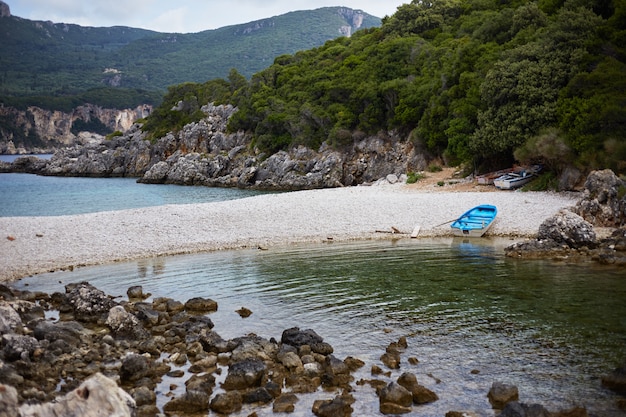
(105, 305, 149, 339)
(236, 306, 252, 317)
(33, 320, 86, 346)
(131, 386, 156, 407)
(184, 297, 218, 313)
(602, 363, 626, 395)
(120, 354, 149, 383)
(488, 382, 519, 409)
(243, 387, 273, 405)
(282, 327, 325, 348)
(0, 303, 23, 334)
(312, 394, 354, 417)
(18, 373, 135, 417)
(199, 329, 230, 353)
(222, 359, 267, 390)
(126, 286, 147, 300)
(279, 351, 304, 370)
(558, 166, 582, 191)
(397, 372, 438, 404)
(163, 390, 211, 414)
(574, 169, 626, 227)
(379, 382, 413, 412)
(230, 335, 279, 362)
(2, 334, 40, 361)
(0, 384, 19, 417)
(497, 401, 553, 417)
(210, 391, 243, 414)
(537, 210, 596, 249)
(273, 393, 299, 413)
(65, 282, 117, 323)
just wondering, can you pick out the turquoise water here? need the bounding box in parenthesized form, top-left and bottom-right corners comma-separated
(0, 173, 267, 216)
(14, 238, 626, 416)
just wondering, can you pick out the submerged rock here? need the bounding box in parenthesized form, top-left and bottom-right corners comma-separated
(488, 382, 519, 409)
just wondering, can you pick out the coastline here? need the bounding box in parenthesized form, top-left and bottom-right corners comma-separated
(0, 184, 580, 283)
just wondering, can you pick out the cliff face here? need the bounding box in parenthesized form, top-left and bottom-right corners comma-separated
(2, 103, 426, 191)
(0, 1, 10, 18)
(0, 104, 152, 154)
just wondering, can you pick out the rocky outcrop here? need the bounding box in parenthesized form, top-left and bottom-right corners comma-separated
(573, 169, 626, 227)
(4, 102, 427, 190)
(0, 1, 10, 18)
(0, 103, 151, 154)
(505, 170, 626, 264)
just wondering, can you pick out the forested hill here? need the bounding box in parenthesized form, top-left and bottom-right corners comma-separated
(0, 4, 379, 109)
(145, 0, 626, 176)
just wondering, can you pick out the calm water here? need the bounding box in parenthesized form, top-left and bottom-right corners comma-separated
(13, 238, 626, 417)
(0, 173, 267, 216)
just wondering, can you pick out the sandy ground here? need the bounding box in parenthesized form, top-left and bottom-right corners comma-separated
(0, 170, 581, 283)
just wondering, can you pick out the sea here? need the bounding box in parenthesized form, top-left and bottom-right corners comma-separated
(3, 154, 626, 416)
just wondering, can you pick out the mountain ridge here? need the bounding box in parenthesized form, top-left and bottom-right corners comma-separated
(0, 3, 381, 99)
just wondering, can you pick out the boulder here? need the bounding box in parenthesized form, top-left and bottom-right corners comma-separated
(397, 372, 438, 404)
(2, 334, 40, 361)
(379, 382, 413, 413)
(575, 169, 626, 227)
(273, 393, 299, 413)
(0, 304, 23, 334)
(120, 354, 150, 383)
(312, 394, 354, 417)
(33, 320, 87, 347)
(537, 210, 596, 249)
(184, 297, 218, 313)
(18, 373, 135, 417)
(209, 391, 243, 414)
(281, 327, 325, 348)
(163, 390, 211, 414)
(243, 387, 273, 405)
(488, 382, 519, 409)
(65, 282, 117, 323)
(222, 359, 267, 390)
(105, 306, 149, 339)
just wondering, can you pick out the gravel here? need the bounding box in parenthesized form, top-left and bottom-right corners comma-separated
(0, 185, 580, 282)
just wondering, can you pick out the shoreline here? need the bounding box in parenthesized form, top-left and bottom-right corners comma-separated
(0, 185, 581, 283)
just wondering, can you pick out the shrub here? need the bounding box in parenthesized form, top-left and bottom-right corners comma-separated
(407, 171, 425, 184)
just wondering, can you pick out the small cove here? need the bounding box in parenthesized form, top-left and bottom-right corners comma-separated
(13, 238, 626, 416)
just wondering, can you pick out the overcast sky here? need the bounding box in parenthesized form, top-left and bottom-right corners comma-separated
(8, 1, 407, 33)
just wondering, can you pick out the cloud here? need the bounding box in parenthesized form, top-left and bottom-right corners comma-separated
(10, 0, 404, 32)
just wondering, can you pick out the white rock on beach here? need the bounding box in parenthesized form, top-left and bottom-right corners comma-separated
(0, 185, 579, 282)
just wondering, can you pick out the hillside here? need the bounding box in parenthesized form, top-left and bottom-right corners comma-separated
(143, 0, 626, 179)
(0, 4, 380, 101)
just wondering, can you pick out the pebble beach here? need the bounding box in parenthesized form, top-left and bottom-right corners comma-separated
(0, 184, 581, 283)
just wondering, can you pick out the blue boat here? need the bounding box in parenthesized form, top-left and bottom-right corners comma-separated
(450, 204, 497, 237)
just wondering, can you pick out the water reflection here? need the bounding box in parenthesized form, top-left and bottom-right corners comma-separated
(12, 238, 626, 416)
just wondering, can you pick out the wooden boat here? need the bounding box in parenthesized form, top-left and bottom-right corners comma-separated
(493, 170, 535, 189)
(450, 204, 497, 237)
(476, 168, 515, 185)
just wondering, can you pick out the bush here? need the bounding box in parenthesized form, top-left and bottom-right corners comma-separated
(406, 171, 425, 184)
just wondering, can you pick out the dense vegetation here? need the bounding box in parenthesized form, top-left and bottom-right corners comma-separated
(0, 7, 379, 110)
(145, 0, 625, 176)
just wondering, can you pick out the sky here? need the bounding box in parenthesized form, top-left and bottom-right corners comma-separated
(8, 1, 407, 33)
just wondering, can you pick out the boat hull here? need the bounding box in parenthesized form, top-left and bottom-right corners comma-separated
(450, 204, 497, 238)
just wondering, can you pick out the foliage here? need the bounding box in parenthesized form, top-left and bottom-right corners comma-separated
(141, 79, 232, 141)
(210, 0, 624, 175)
(406, 172, 426, 184)
(514, 128, 573, 174)
(71, 117, 111, 136)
